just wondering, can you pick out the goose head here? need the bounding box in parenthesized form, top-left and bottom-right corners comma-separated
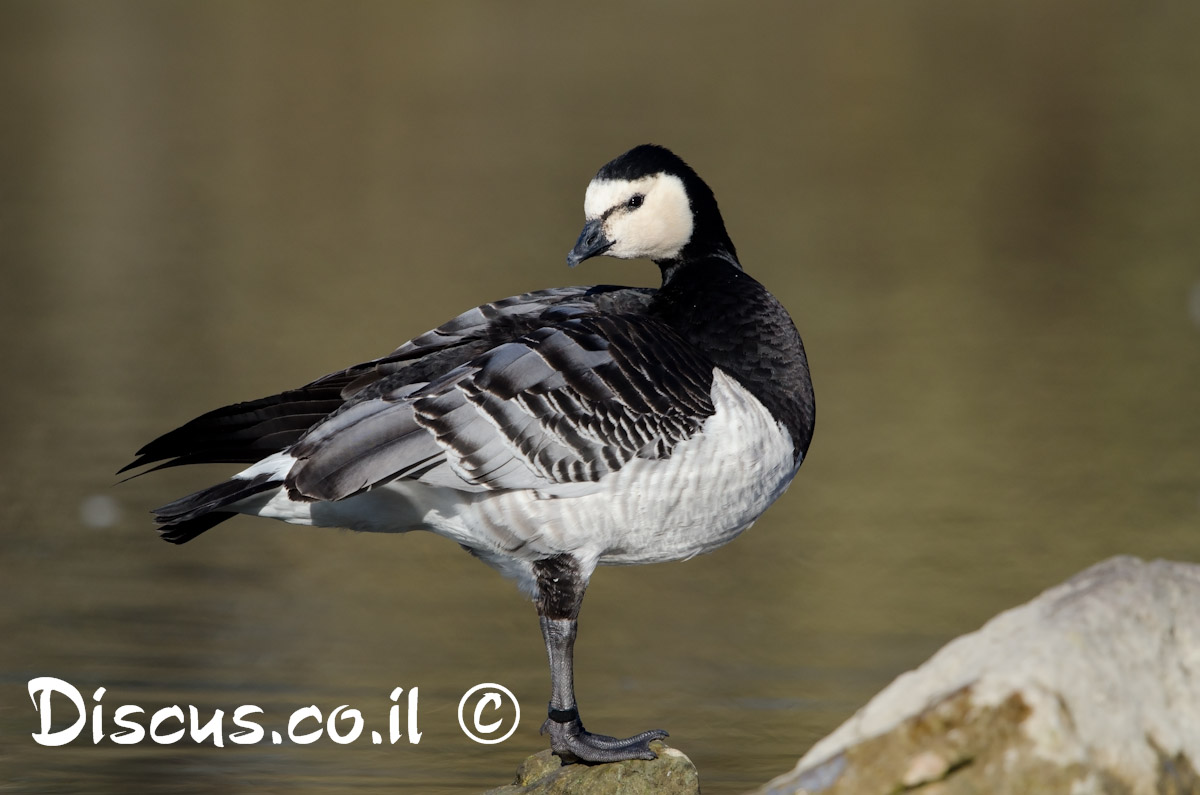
(568, 144, 738, 271)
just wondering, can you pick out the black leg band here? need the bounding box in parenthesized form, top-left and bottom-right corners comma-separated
(547, 705, 579, 724)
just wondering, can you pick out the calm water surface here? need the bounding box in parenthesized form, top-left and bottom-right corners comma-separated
(2, 3, 1199, 793)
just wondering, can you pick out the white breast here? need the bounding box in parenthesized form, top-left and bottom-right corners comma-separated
(426, 369, 797, 585)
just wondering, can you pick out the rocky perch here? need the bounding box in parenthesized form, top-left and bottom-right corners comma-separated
(487, 556, 1200, 794)
(483, 741, 699, 795)
(756, 556, 1200, 795)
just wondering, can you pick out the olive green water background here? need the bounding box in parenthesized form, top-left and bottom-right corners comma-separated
(2, 2, 1199, 793)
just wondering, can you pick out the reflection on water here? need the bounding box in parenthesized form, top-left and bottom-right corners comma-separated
(2, 2, 1199, 793)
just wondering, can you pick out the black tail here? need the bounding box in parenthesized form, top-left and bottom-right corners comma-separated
(119, 384, 353, 476)
(153, 473, 281, 545)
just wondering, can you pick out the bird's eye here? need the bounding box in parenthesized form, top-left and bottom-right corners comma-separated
(626, 194, 644, 209)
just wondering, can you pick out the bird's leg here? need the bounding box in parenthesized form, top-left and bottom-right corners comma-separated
(534, 554, 668, 763)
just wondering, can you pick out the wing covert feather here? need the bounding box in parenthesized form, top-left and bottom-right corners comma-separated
(287, 311, 717, 502)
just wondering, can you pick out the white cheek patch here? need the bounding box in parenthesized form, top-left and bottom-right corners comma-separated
(583, 176, 654, 219)
(582, 174, 694, 261)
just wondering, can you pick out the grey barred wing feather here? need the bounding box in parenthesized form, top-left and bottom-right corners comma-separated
(286, 312, 718, 502)
(334, 286, 640, 401)
(122, 285, 654, 475)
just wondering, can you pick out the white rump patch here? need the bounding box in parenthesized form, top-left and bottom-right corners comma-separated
(233, 450, 296, 481)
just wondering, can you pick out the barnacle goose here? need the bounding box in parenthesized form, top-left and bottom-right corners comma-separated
(124, 144, 815, 763)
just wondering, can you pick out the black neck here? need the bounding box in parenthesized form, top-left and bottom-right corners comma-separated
(649, 257, 815, 461)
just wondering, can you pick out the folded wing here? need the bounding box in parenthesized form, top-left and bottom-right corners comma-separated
(123, 285, 655, 475)
(287, 310, 718, 501)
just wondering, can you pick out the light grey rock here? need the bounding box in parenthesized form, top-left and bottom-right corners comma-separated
(484, 741, 699, 795)
(754, 556, 1200, 795)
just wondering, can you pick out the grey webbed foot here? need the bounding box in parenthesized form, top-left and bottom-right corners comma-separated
(541, 714, 668, 763)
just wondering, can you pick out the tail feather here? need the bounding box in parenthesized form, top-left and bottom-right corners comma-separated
(119, 388, 349, 475)
(158, 512, 236, 545)
(153, 473, 281, 545)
